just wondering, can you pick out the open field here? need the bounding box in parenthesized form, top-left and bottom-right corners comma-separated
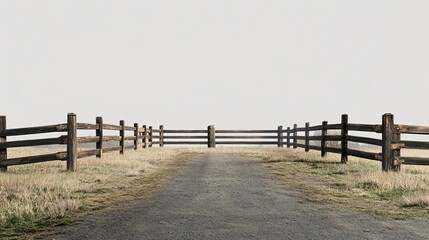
(1, 147, 429, 238)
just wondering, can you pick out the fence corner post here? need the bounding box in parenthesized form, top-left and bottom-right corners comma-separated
(305, 122, 310, 152)
(293, 124, 297, 149)
(159, 125, 164, 147)
(277, 126, 283, 147)
(321, 121, 328, 157)
(382, 113, 400, 172)
(0, 116, 7, 172)
(96, 116, 103, 159)
(120, 120, 125, 154)
(67, 113, 77, 171)
(134, 123, 139, 150)
(341, 114, 348, 163)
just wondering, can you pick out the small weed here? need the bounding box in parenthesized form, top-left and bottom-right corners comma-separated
(358, 181, 379, 190)
(92, 188, 110, 194)
(330, 182, 348, 190)
(332, 170, 346, 175)
(377, 189, 405, 201)
(55, 217, 74, 226)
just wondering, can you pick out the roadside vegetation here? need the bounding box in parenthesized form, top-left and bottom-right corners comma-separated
(2, 147, 429, 238)
(0, 147, 203, 239)
(245, 147, 429, 219)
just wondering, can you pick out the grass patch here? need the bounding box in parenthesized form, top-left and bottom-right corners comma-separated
(246, 148, 429, 219)
(403, 194, 429, 208)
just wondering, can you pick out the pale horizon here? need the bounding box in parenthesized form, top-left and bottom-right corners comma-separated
(1, 1, 428, 130)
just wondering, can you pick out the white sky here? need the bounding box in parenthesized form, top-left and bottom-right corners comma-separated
(1, 0, 428, 130)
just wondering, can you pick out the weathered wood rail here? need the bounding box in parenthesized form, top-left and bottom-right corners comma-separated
(1, 113, 429, 172)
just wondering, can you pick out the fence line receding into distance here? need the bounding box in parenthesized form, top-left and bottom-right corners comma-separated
(1, 113, 429, 172)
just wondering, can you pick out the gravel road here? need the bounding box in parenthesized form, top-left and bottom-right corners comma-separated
(49, 153, 429, 240)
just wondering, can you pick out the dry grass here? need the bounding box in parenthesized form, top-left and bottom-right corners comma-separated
(0, 147, 203, 236)
(256, 147, 429, 219)
(2, 146, 429, 237)
(403, 194, 429, 207)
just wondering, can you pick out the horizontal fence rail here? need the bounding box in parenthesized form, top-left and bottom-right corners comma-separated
(397, 125, 429, 135)
(2, 113, 429, 172)
(216, 130, 277, 133)
(0, 124, 67, 137)
(215, 129, 279, 146)
(0, 136, 67, 148)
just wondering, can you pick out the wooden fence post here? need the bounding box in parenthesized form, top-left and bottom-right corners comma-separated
(149, 126, 153, 147)
(96, 116, 103, 158)
(67, 113, 77, 171)
(286, 127, 291, 148)
(394, 129, 402, 171)
(134, 123, 139, 150)
(341, 114, 348, 163)
(207, 126, 211, 148)
(382, 113, 400, 172)
(142, 125, 147, 148)
(293, 124, 297, 149)
(321, 121, 327, 157)
(159, 125, 164, 147)
(212, 125, 216, 148)
(277, 126, 283, 147)
(120, 120, 125, 154)
(305, 122, 310, 152)
(0, 116, 7, 172)
(208, 125, 216, 148)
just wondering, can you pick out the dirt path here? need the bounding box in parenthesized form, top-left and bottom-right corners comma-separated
(49, 153, 429, 240)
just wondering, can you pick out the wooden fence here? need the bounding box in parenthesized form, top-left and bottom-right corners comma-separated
(1, 113, 429, 172)
(117, 114, 429, 172)
(0, 113, 152, 172)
